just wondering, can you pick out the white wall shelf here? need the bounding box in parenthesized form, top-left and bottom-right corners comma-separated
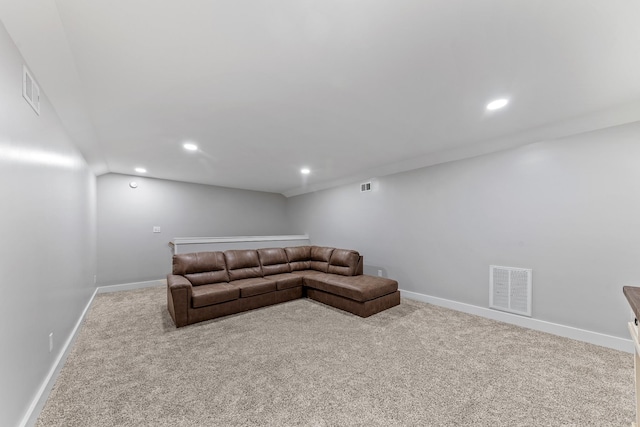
(169, 234, 310, 254)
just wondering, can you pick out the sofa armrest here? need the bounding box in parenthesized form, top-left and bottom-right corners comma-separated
(167, 274, 192, 327)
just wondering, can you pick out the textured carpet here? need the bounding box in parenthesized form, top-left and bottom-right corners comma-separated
(36, 286, 634, 426)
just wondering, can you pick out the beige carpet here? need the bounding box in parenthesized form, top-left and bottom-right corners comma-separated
(37, 286, 633, 426)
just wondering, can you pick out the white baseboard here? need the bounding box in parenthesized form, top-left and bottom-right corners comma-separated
(97, 278, 166, 293)
(20, 287, 99, 427)
(400, 289, 634, 354)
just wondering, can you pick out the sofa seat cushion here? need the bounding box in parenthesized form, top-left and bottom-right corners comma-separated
(230, 277, 277, 297)
(191, 283, 239, 308)
(262, 273, 303, 290)
(290, 270, 325, 278)
(303, 274, 398, 303)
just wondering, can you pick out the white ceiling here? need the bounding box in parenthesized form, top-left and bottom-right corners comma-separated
(2, 0, 640, 196)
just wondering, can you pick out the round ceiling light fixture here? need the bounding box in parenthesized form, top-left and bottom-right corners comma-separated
(134, 167, 147, 173)
(183, 142, 198, 151)
(300, 168, 310, 175)
(486, 98, 509, 111)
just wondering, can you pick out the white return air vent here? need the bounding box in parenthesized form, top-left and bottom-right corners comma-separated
(490, 265, 532, 317)
(23, 65, 40, 115)
(360, 182, 371, 192)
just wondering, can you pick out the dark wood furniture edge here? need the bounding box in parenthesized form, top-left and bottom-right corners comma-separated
(623, 285, 640, 320)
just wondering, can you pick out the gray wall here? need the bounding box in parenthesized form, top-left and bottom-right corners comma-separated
(286, 122, 640, 339)
(97, 174, 290, 286)
(0, 22, 96, 427)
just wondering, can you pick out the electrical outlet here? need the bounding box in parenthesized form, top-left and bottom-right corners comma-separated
(377, 269, 383, 277)
(94, 275, 97, 284)
(49, 333, 53, 353)
(153, 226, 161, 233)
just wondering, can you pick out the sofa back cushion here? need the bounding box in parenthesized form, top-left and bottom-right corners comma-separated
(224, 250, 263, 281)
(328, 248, 360, 276)
(310, 246, 335, 273)
(172, 251, 229, 286)
(257, 248, 291, 276)
(285, 246, 311, 271)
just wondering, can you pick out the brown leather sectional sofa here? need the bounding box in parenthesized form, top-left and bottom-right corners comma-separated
(167, 246, 400, 327)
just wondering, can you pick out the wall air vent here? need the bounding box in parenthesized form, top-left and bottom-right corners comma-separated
(360, 182, 372, 192)
(490, 265, 532, 317)
(23, 65, 40, 115)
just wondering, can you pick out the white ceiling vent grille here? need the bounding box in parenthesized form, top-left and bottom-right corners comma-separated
(360, 182, 371, 192)
(490, 265, 532, 317)
(23, 65, 40, 115)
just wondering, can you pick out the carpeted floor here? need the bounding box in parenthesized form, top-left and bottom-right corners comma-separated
(36, 286, 634, 426)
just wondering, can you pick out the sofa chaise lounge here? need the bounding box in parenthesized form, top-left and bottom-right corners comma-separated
(167, 246, 400, 327)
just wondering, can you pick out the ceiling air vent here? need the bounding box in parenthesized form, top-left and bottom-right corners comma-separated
(490, 265, 532, 317)
(360, 182, 371, 192)
(23, 65, 40, 115)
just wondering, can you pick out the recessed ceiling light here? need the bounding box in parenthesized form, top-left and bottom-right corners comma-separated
(486, 98, 509, 111)
(134, 167, 147, 173)
(183, 142, 198, 151)
(301, 168, 310, 175)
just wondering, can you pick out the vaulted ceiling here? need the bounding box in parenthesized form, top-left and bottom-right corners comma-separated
(2, 0, 640, 196)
